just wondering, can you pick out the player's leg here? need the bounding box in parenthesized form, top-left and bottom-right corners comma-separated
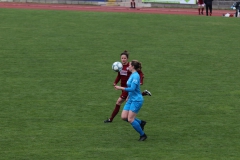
(206, 5, 209, 16)
(128, 111, 144, 135)
(198, 5, 201, 15)
(110, 97, 125, 121)
(104, 98, 124, 123)
(128, 102, 147, 141)
(133, 94, 148, 129)
(134, 117, 147, 130)
(130, 0, 135, 8)
(209, 5, 212, 16)
(104, 91, 128, 123)
(121, 100, 131, 121)
(121, 110, 129, 121)
(201, 4, 204, 15)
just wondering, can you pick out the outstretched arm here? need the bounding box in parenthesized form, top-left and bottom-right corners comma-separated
(115, 80, 138, 92)
(113, 72, 121, 85)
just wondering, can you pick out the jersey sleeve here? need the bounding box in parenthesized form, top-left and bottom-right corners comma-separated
(114, 72, 121, 85)
(137, 70, 144, 85)
(124, 79, 138, 92)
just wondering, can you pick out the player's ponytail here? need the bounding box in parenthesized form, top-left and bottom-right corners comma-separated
(138, 62, 142, 70)
(131, 60, 142, 70)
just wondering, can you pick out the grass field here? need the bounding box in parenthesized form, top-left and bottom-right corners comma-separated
(0, 8, 240, 159)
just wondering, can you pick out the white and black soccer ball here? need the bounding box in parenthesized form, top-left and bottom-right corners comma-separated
(112, 61, 123, 72)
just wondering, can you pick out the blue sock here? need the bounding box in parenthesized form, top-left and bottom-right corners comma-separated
(134, 118, 142, 124)
(131, 119, 144, 136)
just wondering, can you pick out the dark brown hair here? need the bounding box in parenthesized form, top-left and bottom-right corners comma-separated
(120, 50, 129, 59)
(131, 60, 142, 70)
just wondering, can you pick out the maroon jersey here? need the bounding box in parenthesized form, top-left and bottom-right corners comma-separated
(198, 0, 204, 4)
(114, 62, 144, 87)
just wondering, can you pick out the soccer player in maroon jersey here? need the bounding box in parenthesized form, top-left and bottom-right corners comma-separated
(104, 51, 151, 123)
(197, 0, 205, 15)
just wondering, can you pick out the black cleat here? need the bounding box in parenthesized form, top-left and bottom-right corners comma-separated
(139, 134, 147, 141)
(143, 90, 152, 96)
(104, 119, 112, 123)
(140, 120, 147, 131)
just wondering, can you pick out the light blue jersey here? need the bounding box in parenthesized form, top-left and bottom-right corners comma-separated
(124, 72, 143, 102)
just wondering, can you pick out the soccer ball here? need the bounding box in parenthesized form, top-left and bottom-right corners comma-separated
(112, 61, 123, 72)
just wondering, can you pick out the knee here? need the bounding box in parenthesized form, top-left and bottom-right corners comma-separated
(121, 116, 128, 121)
(121, 113, 129, 121)
(127, 117, 134, 123)
(116, 98, 124, 105)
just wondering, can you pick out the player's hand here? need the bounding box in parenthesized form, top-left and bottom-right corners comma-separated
(113, 83, 116, 86)
(114, 86, 122, 90)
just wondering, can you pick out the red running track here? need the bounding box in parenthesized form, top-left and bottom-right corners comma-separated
(0, 2, 234, 16)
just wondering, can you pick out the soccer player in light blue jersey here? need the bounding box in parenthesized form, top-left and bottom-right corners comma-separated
(115, 60, 147, 141)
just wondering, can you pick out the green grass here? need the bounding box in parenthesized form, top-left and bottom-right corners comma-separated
(0, 8, 240, 159)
